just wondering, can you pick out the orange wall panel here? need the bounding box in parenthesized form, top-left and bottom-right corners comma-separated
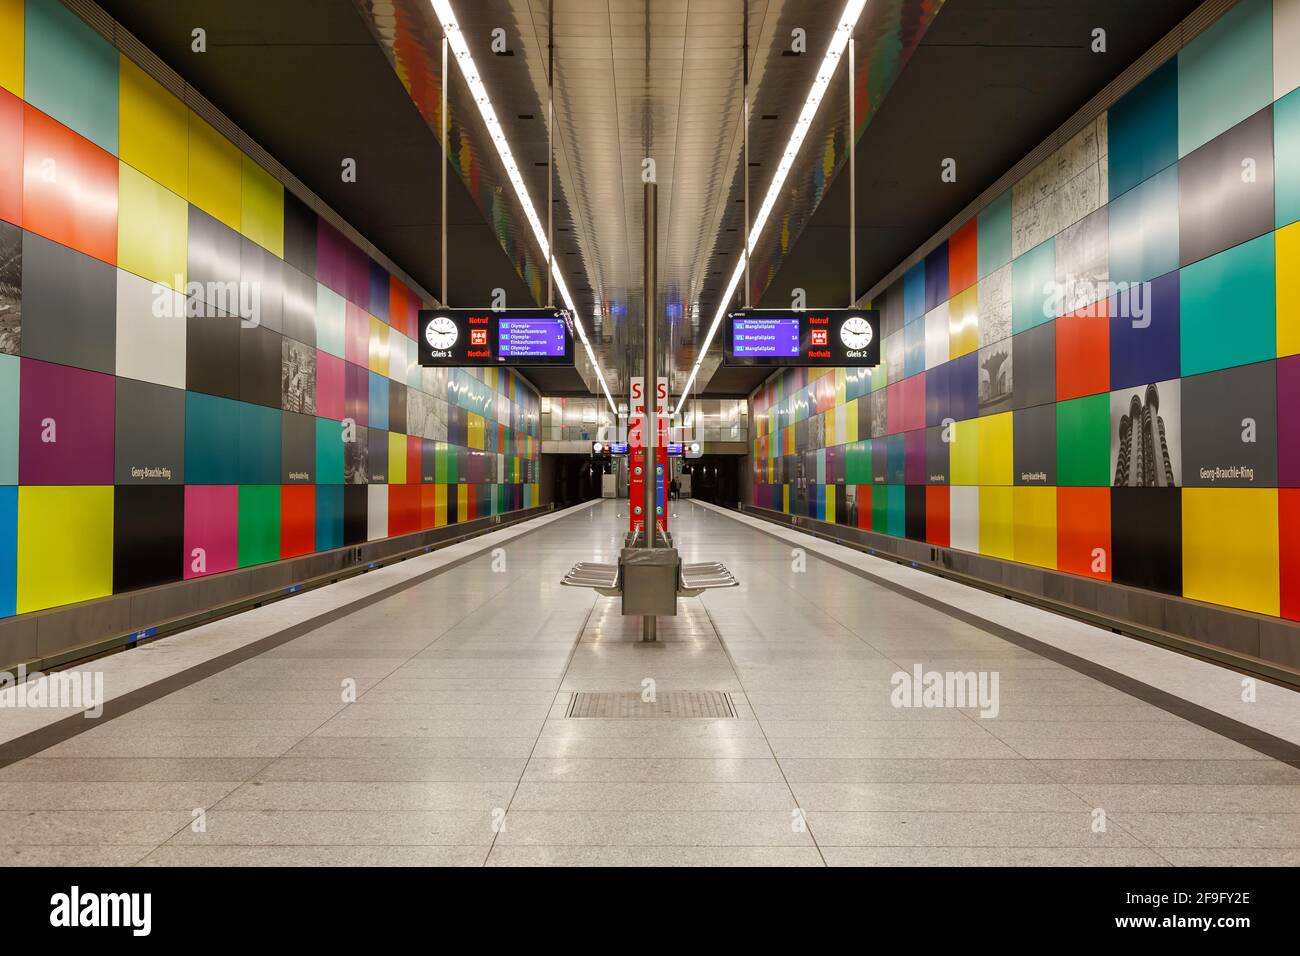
(22, 104, 117, 264)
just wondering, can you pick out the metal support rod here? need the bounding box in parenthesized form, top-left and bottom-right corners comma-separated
(546, 1, 554, 308)
(441, 35, 449, 307)
(742, 0, 750, 308)
(848, 36, 855, 307)
(642, 179, 659, 642)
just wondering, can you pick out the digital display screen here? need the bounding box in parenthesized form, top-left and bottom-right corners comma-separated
(722, 309, 881, 368)
(731, 317, 801, 357)
(418, 308, 575, 367)
(498, 317, 569, 359)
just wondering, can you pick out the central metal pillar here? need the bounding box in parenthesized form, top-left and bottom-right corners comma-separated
(642, 179, 658, 642)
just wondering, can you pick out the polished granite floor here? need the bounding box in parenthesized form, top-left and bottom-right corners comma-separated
(1, 499, 1298, 866)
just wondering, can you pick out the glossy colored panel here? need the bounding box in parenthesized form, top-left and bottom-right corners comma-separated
(0, 88, 20, 225)
(315, 484, 343, 551)
(366, 484, 388, 540)
(978, 411, 1013, 485)
(1011, 238, 1055, 335)
(118, 161, 187, 288)
(924, 241, 948, 313)
(1279, 221, 1300, 356)
(1181, 361, 1277, 487)
(949, 417, 979, 486)
(1178, 106, 1274, 268)
(388, 484, 420, 537)
(1056, 393, 1110, 486)
(238, 401, 281, 485)
(1108, 59, 1178, 201)
(1013, 486, 1056, 569)
(283, 191, 316, 278)
(0, 0, 21, 96)
(1110, 270, 1181, 389)
(948, 219, 977, 295)
(185, 311, 240, 401)
(1108, 165, 1178, 286)
(1057, 485, 1111, 579)
(113, 484, 183, 593)
(19, 358, 114, 483)
(20, 231, 116, 373)
(118, 55, 186, 198)
(0, 354, 16, 484)
(23, 103, 117, 264)
(24, 0, 117, 153)
(314, 415, 344, 485)
(240, 155, 283, 257)
(315, 283, 346, 357)
(387, 430, 406, 484)
(1111, 487, 1182, 594)
(280, 484, 314, 559)
(978, 484, 1014, 560)
(1177, 0, 1273, 157)
(977, 189, 1012, 279)
(1183, 487, 1278, 615)
(188, 111, 241, 230)
(1278, 89, 1300, 228)
(368, 372, 389, 431)
(1013, 403, 1055, 486)
(947, 286, 978, 359)
(1280, 355, 1300, 486)
(16, 484, 113, 612)
(237, 484, 279, 567)
(1180, 232, 1275, 376)
(281, 410, 315, 483)
(903, 261, 925, 323)
(117, 269, 186, 389)
(184, 391, 239, 484)
(0, 484, 13, 616)
(115, 378, 184, 485)
(1056, 301, 1109, 401)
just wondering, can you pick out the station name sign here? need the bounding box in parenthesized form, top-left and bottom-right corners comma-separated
(418, 308, 576, 367)
(722, 308, 881, 368)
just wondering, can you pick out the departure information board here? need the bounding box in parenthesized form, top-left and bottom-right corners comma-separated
(722, 309, 881, 367)
(418, 308, 575, 367)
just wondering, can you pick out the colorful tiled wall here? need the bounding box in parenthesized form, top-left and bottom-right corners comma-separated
(751, 0, 1300, 621)
(0, 0, 540, 618)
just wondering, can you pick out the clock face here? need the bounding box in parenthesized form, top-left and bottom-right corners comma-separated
(425, 316, 459, 351)
(839, 315, 873, 351)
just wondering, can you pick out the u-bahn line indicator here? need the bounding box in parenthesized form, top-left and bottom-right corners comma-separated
(417, 307, 576, 367)
(722, 307, 881, 367)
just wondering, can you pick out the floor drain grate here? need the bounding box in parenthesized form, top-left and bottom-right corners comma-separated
(566, 691, 737, 719)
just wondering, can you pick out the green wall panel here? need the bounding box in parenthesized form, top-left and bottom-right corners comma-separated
(237, 484, 280, 567)
(1056, 394, 1110, 487)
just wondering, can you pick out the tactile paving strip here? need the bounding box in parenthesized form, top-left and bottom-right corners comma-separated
(566, 691, 737, 719)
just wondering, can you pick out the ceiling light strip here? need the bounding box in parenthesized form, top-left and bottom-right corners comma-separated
(430, 0, 617, 415)
(674, 0, 868, 414)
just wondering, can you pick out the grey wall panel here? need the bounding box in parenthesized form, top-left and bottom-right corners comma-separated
(20, 232, 116, 373)
(239, 237, 284, 334)
(186, 310, 241, 400)
(1012, 321, 1056, 411)
(1181, 360, 1278, 487)
(282, 410, 316, 483)
(115, 378, 185, 484)
(1178, 105, 1274, 268)
(187, 205, 241, 308)
(1013, 402, 1057, 484)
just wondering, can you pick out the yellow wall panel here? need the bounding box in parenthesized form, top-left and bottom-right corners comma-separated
(387, 432, 407, 484)
(1012, 486, 1057, 569)
(118, 162, 187, 289)
(240, 154, 284, 257)
(434, 484, 447, 527)
(834, 368, 847, 406)
(844, 399, 859, 444)
(456, 484, 468, 520)
(1183, 488, 1279, 616)
(978, 411, 1013, 486)
(949, 417, 981, 485)
(368, 316, 390, 376)
(17, 486, 114, 614)
(119, 55, 187, 198)
(1278, 222, 1300, 357)
(948, 285, 979, 358)
(188, 111, 241, 229)
(0, 0, 22, 96)
(468, 413, 485, 450)
(978, 485, 1015, 561)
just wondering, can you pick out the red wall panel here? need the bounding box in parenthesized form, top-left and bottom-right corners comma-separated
(22, 105, 117, 265)
(925, 485, 950, 546)
(280, 485, 316, 559)
(1057, 486, 1112, 580)
(0, 88, 21, 226)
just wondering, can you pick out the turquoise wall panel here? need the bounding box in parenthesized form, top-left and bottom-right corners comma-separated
(1180, 233, 1276, 376)
(1012, 238, 1057, 335)
(904, 261, 925, 323)
(314, 416, 345, 484)
(1276, 87, 1300, 228)
(315, 485, 343, 550)
(978, 190, 1012, 278)
(185, 392, 240, 485)
(238, 402, 281, 485)
(24, 0, 119, 154)
(0, 355, 17, 485)
(1109, 165, 1180, 285)
(1109, 59, 1179, 201)
(0, 485, 15, 617)
(1177, 0, 1272, 157)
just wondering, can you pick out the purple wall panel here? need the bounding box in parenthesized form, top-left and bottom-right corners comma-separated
(19, 359, 115, 484)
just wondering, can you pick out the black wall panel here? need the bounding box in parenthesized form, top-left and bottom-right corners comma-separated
(115, 379, 185, 484)
(925, 425, 949, 483)
(366, 427, 389, 483)
(1111, 487, 1182, 595)
(389, 381, 407, 435)
(239, 324, 283, 408)
(282, 410, 316, 483)
(905, 484, 927, 541)
(281, 263, 317, 347)
(282, 190, 317, 278)
(186, 311, 241, 400)
(343, 484, 368, 545)
(113, 485, 184, 593)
